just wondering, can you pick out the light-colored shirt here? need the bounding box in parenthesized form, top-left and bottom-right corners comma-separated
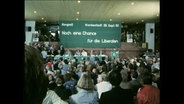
(42, 90, 68, 104)
(95, 81, 112, 99)
(41, 50, 47, 59)
(69, 89, 99, 104)
(81, 51, 87, 56)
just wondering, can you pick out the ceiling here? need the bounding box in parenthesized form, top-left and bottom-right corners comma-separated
(25, 0, 160, 24)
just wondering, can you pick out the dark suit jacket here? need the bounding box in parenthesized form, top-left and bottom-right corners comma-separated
(99, 86, 134, 104)
(54, 85, 72, 100)
(129, 79, 142, 96)
(60, 47, 65, 56)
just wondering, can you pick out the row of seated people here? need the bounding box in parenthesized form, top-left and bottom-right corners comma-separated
(46, 49, 109, 57)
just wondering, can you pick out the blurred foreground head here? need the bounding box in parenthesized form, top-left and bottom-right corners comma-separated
(24, 45, 48, 104)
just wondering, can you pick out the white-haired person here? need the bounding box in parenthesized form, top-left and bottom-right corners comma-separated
(95, 72, 112, 99)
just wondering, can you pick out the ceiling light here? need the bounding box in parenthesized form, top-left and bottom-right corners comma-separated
(77, 11, 80, 14)
(76, 18, 79, 20)
(33, 11, 37, 13)
(41, 18, 44, 20)
(131, 2, 134, 6)
(77, 0, 80, 3)
(141, 20, 144, 22)
(117, 13, 120, 15)
(110, 19, 112, 21)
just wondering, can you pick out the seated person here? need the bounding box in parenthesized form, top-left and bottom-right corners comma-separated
(42, 90, 68, 104)
(54, 75, 72, 101)
(90, 50, 95, 56)
(64, 49, 72, 56)
(136, 72, 160, 104)
(69, 72, 99, 104)
(95, 73, 112, 99)
(99, 69, 134, 104)
(81, 49, 88, 56)
(74, 49, 81, 56)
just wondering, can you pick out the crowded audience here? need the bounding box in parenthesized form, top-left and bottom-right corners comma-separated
(25, 43, 160, 104)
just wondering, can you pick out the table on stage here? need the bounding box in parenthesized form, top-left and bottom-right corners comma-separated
(52, 55, 108, 62)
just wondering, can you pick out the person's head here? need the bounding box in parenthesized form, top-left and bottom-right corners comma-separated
(92, 67, 97, 74)
(97, 73, 107, 83)
(55, 69, 61, 77)
(152, 68, 159, 74)
(64, 59, 69, 64)
(137, 66, 148, 75)
(139, 72, 153, 85)
(78, 65, 85, 72)
(102, 57, 106, 61)
(45, 64, 52, 71)
(24, 45, 48, 104)
(152, 68, 160, 82)
(55, 75, 64, 85)
(70, 71, 79, 80)
(131, 71, 138, 79)
(77, 72, 94, 91)
(120, 69, 129, 82)
(107, 70, 122, 86)
(48, 74, 55, 82)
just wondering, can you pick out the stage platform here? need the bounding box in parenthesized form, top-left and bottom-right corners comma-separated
(41, 42, 146, 58)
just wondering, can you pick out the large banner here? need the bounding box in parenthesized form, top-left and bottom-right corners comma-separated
(59, 21, 121, 48)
